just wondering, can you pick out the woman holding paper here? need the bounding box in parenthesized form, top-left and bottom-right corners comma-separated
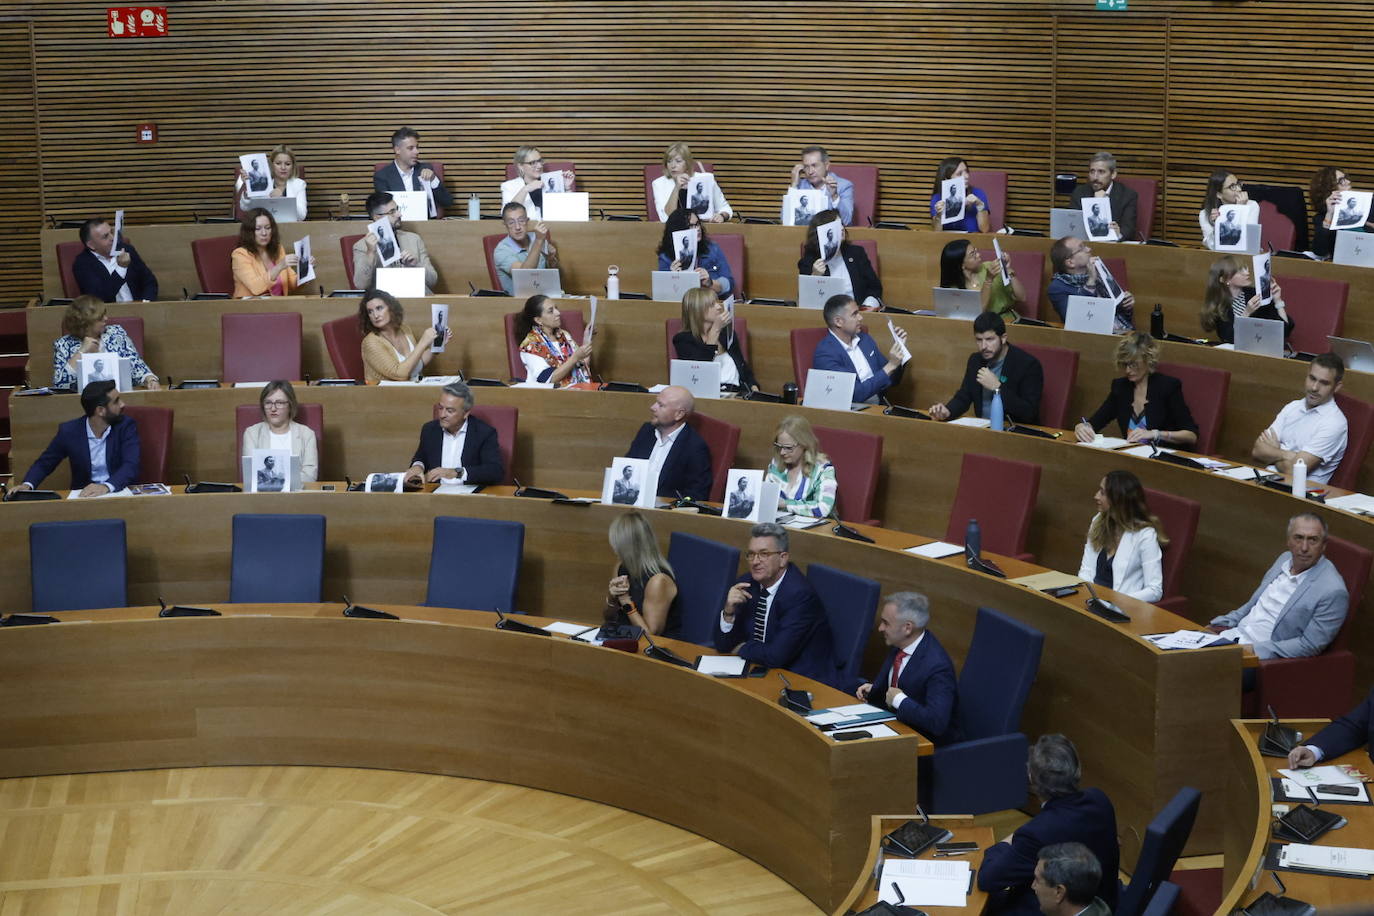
(655, 209, 734, 299)
(515, 294, 592, 387)
(605, 511, 681, 637)
(357, 289, 449, 383)
(928, 157, 990, 232)
(240, 380, 319, 483)
(1198, 169, 1259, 250)
(231, 208, 310, 298)
(1309, 166, 1374, 258)
(1073, 332, 1198, 448)
(1199, 254, 1292, 345)
(1076, 469, 1167, 603)
(798, 209, 883, 310)
(765, 415, 838, 520)
(938, 238, 1026, 324)
(51, 295, 160, 390)
(652, 141, 732, 223)
(235, 144, 307, 220)
(673, 287, 758, 395)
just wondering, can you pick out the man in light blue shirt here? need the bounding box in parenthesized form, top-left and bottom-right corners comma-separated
(19, 380, 141, 497)
(493, 202, 560, 294)
(785, 145, 855, 226)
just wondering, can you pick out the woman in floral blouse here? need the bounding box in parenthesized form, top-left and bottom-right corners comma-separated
(51, 295, 159, 390)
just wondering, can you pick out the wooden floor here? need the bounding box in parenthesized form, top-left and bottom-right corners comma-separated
(0, 766, 817, 915)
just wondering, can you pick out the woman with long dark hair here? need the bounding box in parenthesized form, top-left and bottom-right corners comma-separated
(938, 238, 1024, 323)
(515, 294, 592, 386)
(1077, 469, 1168, 602)
(798, 209, 883, 309)
(929, 156, 990, 232)
(1199, 254, 1291, 345)
(655, 208, 734, 299)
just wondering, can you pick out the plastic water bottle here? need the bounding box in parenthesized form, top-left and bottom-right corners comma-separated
(1150, 304, 1165, 339)
(965, 518, 982, 558)
(467, 194, 480, 221)
(607, 265, 620, 300)
(1291, 458, 1307, 498)
(989, 389, 1005, 431)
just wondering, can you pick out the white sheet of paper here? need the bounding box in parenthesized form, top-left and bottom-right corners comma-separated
(1333, 191, 1373, 230)
(542, 171, 567, 194)
(112, 209, 125, 252)
(239, 153, 271, 196)
(1277, 843, 1374, 875)
(1214, 204, 1249, 252)
(941, 175, 967, 225)
(696, 656, 748, 677)
(1278, 777, 1369, 803)
(818, 217, 844, 272)
(948, 417, 991, 428)
(430, 303, 449, 354)
(1081, 196, 1118, 241)
(879, 859, 971, 907)
(886, 318, 912, 365)
(806, 711, 851, 726)
(1094, 258, 1126, 304)
(1253, 251, 1274, 305)
(585, 295, 597, 346)
(1145, 630, 1224, 650)
(686, 172, 717, 221)
(904, 541, 964, 559)
(434, 481, 480, 495)
(1278, 764, 1366, 786)
(1213, 465, 1269, 481)
(1120, 444, 1231, 468)
(294, 236, 314, 284)
(826, 703, 887, 717)
(1327, 493, 1374, 514)
(543, 621, 592, 636)
(369, 216, 402, 267)
(1077, 436, 1132, 450)
(671, 227, 699, 271)
(993, 237, 1011, 285)
(66, 487, 130, 499)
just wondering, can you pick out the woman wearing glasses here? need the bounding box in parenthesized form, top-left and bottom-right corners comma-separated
(1199, 169, 1259, 250)
(240, 380, 318, 483)
(765, 415, 837, 519)
(1309, 166, 1373, 258)
(500, 145, 576, 221)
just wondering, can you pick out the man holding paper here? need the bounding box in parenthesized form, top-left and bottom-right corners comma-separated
(812, 295, 908, 404)
(18, 380, 141, 497)
(403, 381, 504, 487)
(1047, 237, 1134, 330)
(1288, 684, 1374, 767)
(73, 217, 159, 303)
(928, 312, 1043, 425)
(494, 202, 560, 295)
(351, 192, 439, 293)
(786, 145, 854, 226)
(623, 385, 712, 501)
(853, 591, 957, 744)
(373, 126, 452, 217)
(1070, 152, 1138, 241)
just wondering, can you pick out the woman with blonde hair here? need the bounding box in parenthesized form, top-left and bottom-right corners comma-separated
(1199, 254, 1291, 345)
(672, 287, 757, 394)
(1074, 332, 1198, 448)
(766, 415, 838, 519)
(605, 510, 681, 637)
(1077, 470, 1167, 603)
(652, 141, 733, 223)
(51, 295, 160, 390)
(235, 144, 307, 220)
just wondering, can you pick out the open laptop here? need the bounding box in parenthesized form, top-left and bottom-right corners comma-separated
(1234, 316, 1285, 358)
(930, 287, 983, 320)
(390, 190, 429, 222)
(669, 359, 722, 399)
(1065, 295, 1117, 335)
(1333, 230, 1374, 267)
(651, 270, 699, 302)
(797, 275, 850, 310)
(802, 367, 857, 411)
(1049, 207, 1085, 239)
(542, 192, 591, 222)
(1327, 336, 1374, 373)
(513, 268, 563, 297)
(244, 195, 299, 223)
(374, 267, 425, 297)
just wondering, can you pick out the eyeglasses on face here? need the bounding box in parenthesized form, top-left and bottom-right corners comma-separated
(745, 550, 783, 560)
(504, 217, 528, 227)
(773, 441, 799, 452)
(263, 400, 290, 408)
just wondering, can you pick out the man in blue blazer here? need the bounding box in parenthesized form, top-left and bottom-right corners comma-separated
(812, 295, 908, 404)
(786, 145, 855, 225)
(979, 734, 1119, 914)
(714, 522, 835, 684)
(373, 126, 453, 217)
(1289, 684, 1374, 768)
(403, 381, 504, 486)
(624, 385, 712, 501)
(1209, 513, 1349, 659)
(72, 217, 159, 302)
(19, 380, 141, 497)
(854, 591, 958, 745)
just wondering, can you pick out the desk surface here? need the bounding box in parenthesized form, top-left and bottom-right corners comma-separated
(837, 817, 994, 915)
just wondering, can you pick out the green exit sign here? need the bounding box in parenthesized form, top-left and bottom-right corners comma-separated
(1096, 0, 1127, 8)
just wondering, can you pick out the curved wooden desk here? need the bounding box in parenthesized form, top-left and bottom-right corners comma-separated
(837, 816, 994, 914)
(0, 602, 917, 912)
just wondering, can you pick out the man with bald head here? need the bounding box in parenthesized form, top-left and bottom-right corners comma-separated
(624, 385, 713, 501)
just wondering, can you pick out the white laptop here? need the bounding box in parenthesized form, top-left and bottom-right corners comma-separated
(374, 267, 426, 298)
(244, 195, 299, 223)
(1065, 295, 1117, 335)
(930, 287, 984, 320)
(513, 268, 564, 297)
(1234, 316, 1285, 358)
(1328, 336, 1374, 373)
(802, 367, 857, 411)
(391, 190, 429, 222)
(797, 274, 850, 310)
(542, 192, 591, 222)
(1333, 230, 1374, 267)
(669, 359, 722, 399)
(1049, 207, 1085, 239)
(651, 270, 700, 302)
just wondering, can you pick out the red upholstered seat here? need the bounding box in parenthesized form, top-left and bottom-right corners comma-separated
(502, 309, 585, 381)
(665, 318, 750, 372)
(1156, 362, 1230, 456)
(1143, 487, 1201, 614)
(482, 234, 505, 291)
(685, 411, 740, 503)
(321, 315, 365, 382)
(968, 169, 1008, 232)
(1331, 392, 1373, 491)
(943, 453, 1041, 562)
(105, 315, 144, 355)
(190, 235, 239, 296)
(642, 162, 714, 222)
(372, 162, 447, 218)
(121, 405, 173, 485)
(1259, 200, 1297, 252)
(711, 233, 747, 300)
(220, 312, 301, 383)
(56, 241, 84, 298)
(813, 424, 882, 526)
(1015, 342, 1078, 429)
(829, 163, 879, 228)
(1275, 273, 1348, 355)
(339, 234, 364, 289)
(234, 402, 325, 482)
(789, 326, 829, 390)
(1117, 176, 1158, 241)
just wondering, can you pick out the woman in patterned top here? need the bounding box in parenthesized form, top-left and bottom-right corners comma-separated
(51, 295, 159, 390)
(516, 294, 592, 386)
(765, 414, 838, 519)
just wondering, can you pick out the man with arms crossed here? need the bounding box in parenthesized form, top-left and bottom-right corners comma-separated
(854, 591, 957, 744)
(404, 381, 504, 487)
(623, 385, 712, 502)
(1252, 352, 1347, 484)
(785, 145, 854, 226)
(352, 192, 440, 293)
(812, 294, 908, 404)
(929, 311, 1044, 425)
(18, 380, 140, 498)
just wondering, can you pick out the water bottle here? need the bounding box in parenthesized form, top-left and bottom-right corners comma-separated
(989, 389, 1005, 431)
(607, 265, 620, 300)
(467, 194, 480, 221)
(1291, 458, 1307, 498)
(1150, 303, 1165, 339)
(965, 518, 982, 558)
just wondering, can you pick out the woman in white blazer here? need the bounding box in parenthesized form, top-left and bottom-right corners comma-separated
(1078, 470, 1167, 603)
(241, 380, 319, 483)
(652, 141, 733, 223)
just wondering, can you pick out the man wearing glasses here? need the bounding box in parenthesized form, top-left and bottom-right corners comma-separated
(500, 146, 576, 221)
(352, 192, 439, 293)
(1046, 236, 1135, 329)
(714, 522, 836, 685)
(494, 202, 561, 295)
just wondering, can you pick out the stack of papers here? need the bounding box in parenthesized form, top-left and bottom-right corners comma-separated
(805, 703, 895, 729)
(1214, 465, 1269, 481)
(948, 417, 991, 428)
(1327, 493, 1374, 515)
(1077, 436, 1132, 450)
(1277, 843, 1374, 876)
(878, 858, 971, 907)
(1278, 764, 1367, 788)
(1143, 630, 1234, 650)
(695, 656, 748, 677)
(904, 541, 964, 559)
(1277, 777, 1371, 804)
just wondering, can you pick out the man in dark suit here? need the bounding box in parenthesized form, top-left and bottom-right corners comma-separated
(979, 734, 1120, 914)
(854, 591, 957, 745)
(1070, 151, 1139, 241)
(72, 217, 159, 302)
(18, 380, 141, 498)
(1289, 684, 1374, 767)
(714, 522, 835, 684)
(812, 294, 908, 404)
(372, 126, 453, 217)
(928, 312, 1043, 425)
(624, 384, 712, 501)
(403, 380, 504, 486)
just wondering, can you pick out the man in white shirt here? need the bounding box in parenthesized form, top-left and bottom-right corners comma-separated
(373, 126, 453, 217)
(352, 192, 439, 293)
(1252, 353, 1348, 484)
(854, 591, 957, 744)
(811, 294, 908, 404)
(1208, 513, 1349, 659)
(623, 385, 712, 501)
(403, 381, 504, 487)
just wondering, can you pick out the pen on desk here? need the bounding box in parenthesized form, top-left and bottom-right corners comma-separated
(1271, 870, 1287, 895)
(1305, 783, 1320, 807)
(936, 849, 973, 857)
(891, 881, 905, 904)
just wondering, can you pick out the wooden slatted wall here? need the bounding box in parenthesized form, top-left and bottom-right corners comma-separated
(0, 18, 41, 298)
(4, 1, 1374, 306)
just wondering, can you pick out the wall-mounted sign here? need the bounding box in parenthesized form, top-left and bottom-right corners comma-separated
(108, 7, 168, 37)
(1096, 0, 1128, 9)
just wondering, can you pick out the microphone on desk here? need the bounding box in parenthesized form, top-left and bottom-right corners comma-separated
(777, 673, 813, 713)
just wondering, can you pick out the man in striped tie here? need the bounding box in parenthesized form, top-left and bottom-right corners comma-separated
(854, 591, 958, 745)
(713, 522, 835, 685)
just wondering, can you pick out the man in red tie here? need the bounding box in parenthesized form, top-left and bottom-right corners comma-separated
(854, 591, 958, 745)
